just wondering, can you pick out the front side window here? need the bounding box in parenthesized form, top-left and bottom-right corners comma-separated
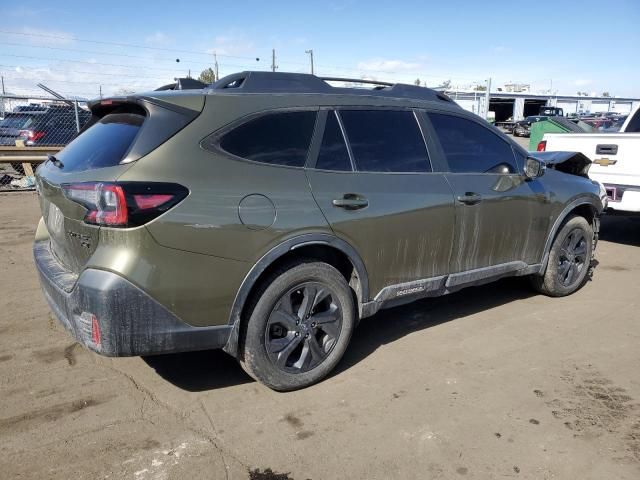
(429, 113, 518, 174)
(220, 111, 317, 167)
(316, 111, 352, 171)
(339, 110, 431, 173)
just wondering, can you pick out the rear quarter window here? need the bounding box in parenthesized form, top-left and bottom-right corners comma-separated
(0, 115, 34, 129)
(219, 111, 317, 167)
(55, 113, 144, 172)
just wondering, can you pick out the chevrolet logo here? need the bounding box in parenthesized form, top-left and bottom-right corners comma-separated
(593, 158, 617, 167)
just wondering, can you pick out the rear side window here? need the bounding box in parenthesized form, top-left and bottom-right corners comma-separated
(429, 113, 517, 174)
(0, 115, 34, 129)
(339, 110, 430, 173)
(220, 111, 316, 167)
(55, 113, 143, 172)
(316, 111, 352, 171)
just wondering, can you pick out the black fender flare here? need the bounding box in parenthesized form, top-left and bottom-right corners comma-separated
(538, 194, 603, 274)
(223, 233, 369, 357)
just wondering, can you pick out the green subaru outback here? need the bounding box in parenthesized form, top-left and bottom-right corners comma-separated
(34, 72, 604, 390)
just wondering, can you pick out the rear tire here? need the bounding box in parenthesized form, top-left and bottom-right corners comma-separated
(530, 215, 593, 297)
(239, 261, 356, 391)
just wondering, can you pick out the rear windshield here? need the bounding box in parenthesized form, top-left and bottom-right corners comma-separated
(55, 113, 144, 172)
(0, 115, 34, 129)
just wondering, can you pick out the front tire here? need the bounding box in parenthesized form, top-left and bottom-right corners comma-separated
(530, 215, 593, 297)
(240, 261, 356, 391)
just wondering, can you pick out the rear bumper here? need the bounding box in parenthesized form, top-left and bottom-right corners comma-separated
(603, 184, 640, 213)
(34, 240, 232, 356)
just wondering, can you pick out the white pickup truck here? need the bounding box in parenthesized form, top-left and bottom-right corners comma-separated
(539, 107, 640, 214)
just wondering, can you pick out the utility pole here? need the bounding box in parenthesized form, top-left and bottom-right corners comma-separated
(305, 49, 314, 75)
(214, 52, 219, 81)
(271, 49, 277, 72)
(484, 77, 492, 120)
(99, 85, 102, 99)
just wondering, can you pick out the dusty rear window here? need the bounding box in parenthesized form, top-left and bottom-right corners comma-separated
(55, 113, 144, 172)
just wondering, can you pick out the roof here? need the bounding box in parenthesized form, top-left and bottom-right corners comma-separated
(206, 71, 458, 105)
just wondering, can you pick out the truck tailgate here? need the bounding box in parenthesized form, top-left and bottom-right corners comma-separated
(543, 133, 640, 187)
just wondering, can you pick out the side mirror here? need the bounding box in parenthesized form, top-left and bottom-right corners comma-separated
(524, 157, 546, 179)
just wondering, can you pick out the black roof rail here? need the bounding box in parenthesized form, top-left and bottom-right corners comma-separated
(208, 71, 458, 104)
(320, 77, 394, 87)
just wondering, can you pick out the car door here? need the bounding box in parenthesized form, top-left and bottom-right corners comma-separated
(306, 108, 455, 298)
(425, 111, 552, 275)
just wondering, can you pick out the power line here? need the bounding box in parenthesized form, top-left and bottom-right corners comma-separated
(0, 63, 173, 80)
(0, 29, 260, 60)
(0, 53, 263, 73)
(0, 41, 220, 66)
(0, 29, 479, 81)
(1, 75, 157, 88)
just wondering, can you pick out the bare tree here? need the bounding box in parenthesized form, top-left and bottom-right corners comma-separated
(113, 87, 135, 96)
(198, 68, 216, 84)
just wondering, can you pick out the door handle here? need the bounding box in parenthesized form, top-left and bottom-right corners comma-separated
(332, 194, 369, 210)
(456, 192, 482, 205)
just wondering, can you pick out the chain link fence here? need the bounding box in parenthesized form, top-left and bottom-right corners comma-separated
(1, 94, 91, 191)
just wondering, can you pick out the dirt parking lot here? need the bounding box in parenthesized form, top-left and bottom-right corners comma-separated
(1, 191, 639, 480)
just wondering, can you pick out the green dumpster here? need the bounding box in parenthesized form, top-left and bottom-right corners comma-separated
(529, 117, 592, 150)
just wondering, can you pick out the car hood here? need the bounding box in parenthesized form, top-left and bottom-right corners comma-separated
(529, 151, 592, 178)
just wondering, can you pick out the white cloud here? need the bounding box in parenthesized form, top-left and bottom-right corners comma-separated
(145, 32, 172, 46)
(357, 59, 422, 73)
(19, 26, 75, 46)
(573, 79, 592, 87)
(2, 61, 171, 99)
(205, 32, 255, 57)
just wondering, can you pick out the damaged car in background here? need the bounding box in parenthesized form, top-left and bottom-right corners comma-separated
(33, 71, 605, 391)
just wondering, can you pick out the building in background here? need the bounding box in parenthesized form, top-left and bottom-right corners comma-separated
(444, 89, 640, 121)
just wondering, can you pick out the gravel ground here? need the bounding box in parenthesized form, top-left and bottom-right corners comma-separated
(1, 192, 639, 480)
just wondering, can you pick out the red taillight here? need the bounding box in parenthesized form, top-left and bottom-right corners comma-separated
(18, 129, 46, 141)
(62, 182, 188, 228)
(133, 194, 173, 210)
(91, 315, 101, 345)
(98, 184, 128, 225)
(537, 140, 547, 152)
(63, 182, 128, 226)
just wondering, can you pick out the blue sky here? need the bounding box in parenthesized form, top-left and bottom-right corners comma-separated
(1, 0, 639, 98)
